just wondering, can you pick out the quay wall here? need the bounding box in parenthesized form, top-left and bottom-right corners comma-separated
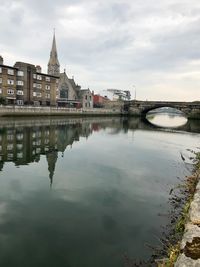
(0, 106, 122, 117)
(175, 162, 200, 266)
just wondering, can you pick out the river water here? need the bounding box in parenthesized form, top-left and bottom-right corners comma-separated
(0, 115, 199, 267)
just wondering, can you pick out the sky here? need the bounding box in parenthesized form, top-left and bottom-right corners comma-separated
(0, 0, 200, 101)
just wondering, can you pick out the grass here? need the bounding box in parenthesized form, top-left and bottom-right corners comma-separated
(157, 150, 200, 267)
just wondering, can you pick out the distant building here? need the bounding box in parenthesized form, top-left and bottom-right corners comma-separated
(93, 94, 109, 108)
(78, 89, 93, 108)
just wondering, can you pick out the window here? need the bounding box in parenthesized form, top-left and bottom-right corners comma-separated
(36, 148, 41, 153)
(0, 88, 2, 94)
(33, 74, 37, 79)
(0, 78, 2, 83)
(7, 144, 13, 150)
(17, 100, 24, 105)
(17, 144, 23, 149)
(17, 71, 24, 76)
(17, 90, 24, 95)
(7, 153, 13, 159)
(44, 139, 49, 144)
(0, 67, 2, 73)
(7, 134, 14, 141)
(45, 85, 50, 90)
(7, 79, 14, 85)
(45, 130, 49, 136)
(7, 69, 14, 75)
(33, 92, 37, 97)
(16, 133, 23, 140)
(17, 80, 24, 86)
(7, 89, 14, 95)
(46, 77, 50, 82)
(33, 83, 42, 89)
(85, 95, 87, 100)
(17, 152, 23, 159)
(37, 75, 42, 80)
(45, 93, 50, 99)
(37, 93, 41, 97)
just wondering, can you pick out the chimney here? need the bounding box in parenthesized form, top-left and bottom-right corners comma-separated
(36, 65, 42, 73)
(0, 55, 3, 65)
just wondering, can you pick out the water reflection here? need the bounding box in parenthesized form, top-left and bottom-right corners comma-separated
(0, 116, 199, 187)
(146, 113, 188, 128)
(0, 117, 199, 267)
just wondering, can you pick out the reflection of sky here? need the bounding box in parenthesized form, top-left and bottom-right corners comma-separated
(0, 121, 199, 266)
(147, 113, 187, 127)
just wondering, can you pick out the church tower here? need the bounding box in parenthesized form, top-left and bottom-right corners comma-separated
(48, 30, 60, 76)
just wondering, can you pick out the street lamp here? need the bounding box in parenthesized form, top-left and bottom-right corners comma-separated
(133, 85, 136, 100)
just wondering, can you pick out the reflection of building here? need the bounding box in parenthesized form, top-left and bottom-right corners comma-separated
(0, 119, 94, 186)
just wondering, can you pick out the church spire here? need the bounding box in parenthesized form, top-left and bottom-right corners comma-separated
(48, 30, 60, 76)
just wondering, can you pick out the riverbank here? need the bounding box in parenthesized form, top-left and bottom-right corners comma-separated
(158, 152, 200, 266)
(174, 152, 200, 266)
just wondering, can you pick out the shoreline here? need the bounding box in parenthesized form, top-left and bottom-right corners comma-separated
(174, 152, 200, 266)
(157, 152, 200, 266)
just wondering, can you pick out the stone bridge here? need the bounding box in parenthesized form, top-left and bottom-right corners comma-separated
(125, 100, 200, 119)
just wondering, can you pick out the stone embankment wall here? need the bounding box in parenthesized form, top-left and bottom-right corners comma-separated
(175, 163, 200, 266)
(0, 106, 122, 117)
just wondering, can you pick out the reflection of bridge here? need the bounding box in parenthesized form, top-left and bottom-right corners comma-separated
(125, 100, 200, 119)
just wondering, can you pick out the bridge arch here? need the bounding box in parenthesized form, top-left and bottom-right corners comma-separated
(127, 100, 200, 119)
(141, 105, 185, 117)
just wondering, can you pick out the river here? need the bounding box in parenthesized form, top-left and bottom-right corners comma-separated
(0, 114, 199, 267)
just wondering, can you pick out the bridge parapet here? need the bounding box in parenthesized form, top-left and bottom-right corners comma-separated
(126, 100, 200, 119)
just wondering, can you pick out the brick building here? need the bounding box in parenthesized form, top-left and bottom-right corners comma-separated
(0, 56, 58, 106)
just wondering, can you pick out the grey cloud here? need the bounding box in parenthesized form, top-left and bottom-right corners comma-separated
(0, 0, 200, 100)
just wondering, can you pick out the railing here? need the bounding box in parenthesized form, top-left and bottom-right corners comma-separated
(0, 105, 121, 115)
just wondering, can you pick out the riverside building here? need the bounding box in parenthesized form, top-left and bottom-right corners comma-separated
(0, 32, 93, 108)
(0, 56, 58, 106)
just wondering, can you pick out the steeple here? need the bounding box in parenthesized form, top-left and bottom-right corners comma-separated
(46, 150, 58, 188)
(48, 30, 60, 76)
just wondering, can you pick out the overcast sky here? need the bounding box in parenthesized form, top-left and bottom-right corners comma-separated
(0, 0, 200, 101)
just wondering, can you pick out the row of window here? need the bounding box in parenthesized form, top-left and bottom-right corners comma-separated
(33, 74, 55, 82)
(0, 131, 51, 141)
(0, 89, 23, 95)
(0, 68, 24, 76)
(0, 78, 24, 86)
(33, 83, 50, 90)
(33, 92, 50, 98)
